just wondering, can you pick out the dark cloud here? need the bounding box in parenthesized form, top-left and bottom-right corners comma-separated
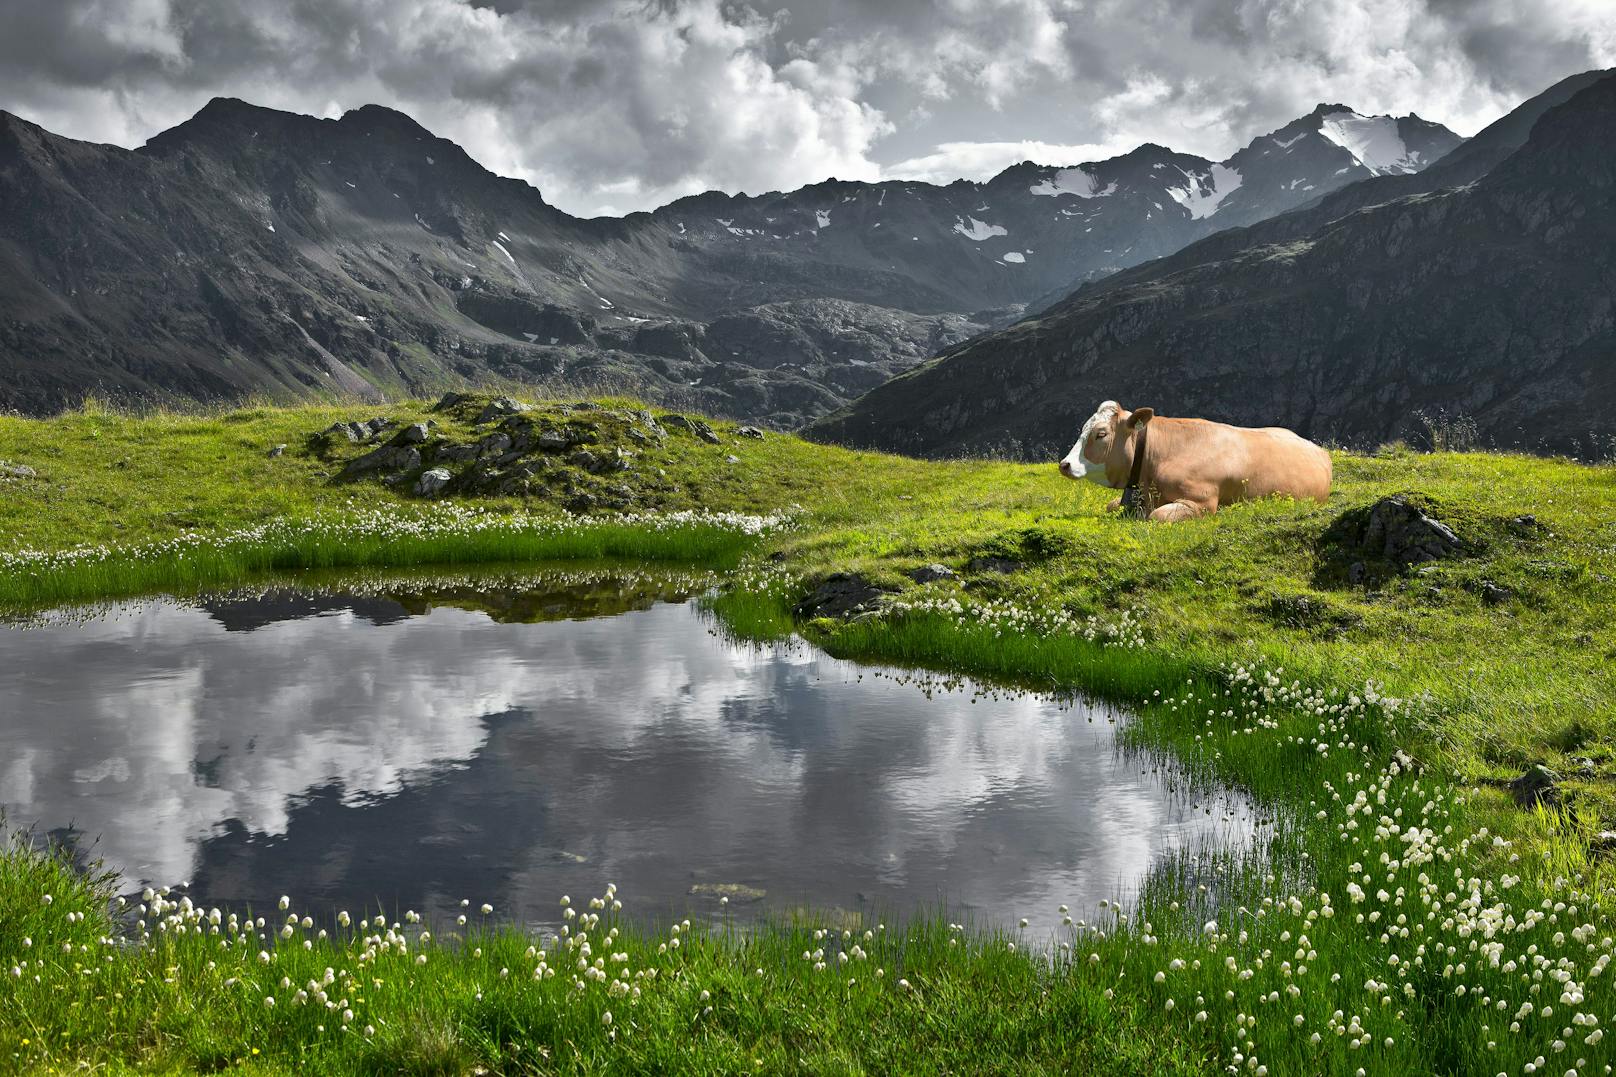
(0, 0, 1608, 215)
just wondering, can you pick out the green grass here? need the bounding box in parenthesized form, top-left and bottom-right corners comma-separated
(0, 508, 769, 612)
(4, 393, 1616, 1073)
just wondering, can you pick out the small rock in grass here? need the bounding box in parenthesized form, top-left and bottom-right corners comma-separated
(1507, 764, 1560, 809)
(0, 462, 38, 479)
(536, 429, 570, 451)
(390, 421, 432, 446)
(794, 573, 896, 619)
(414, 468, 452, 497)
(267, 444, 287, 458)
(1480, 580, 1511, 606)
(430, 391, 472, 412)
(475, 397, 530, 424)
(660, 413, 721, 443)
(322, 421, 362, 442)
(737, 426, 765, 439)
(908, 563, 958, 584)
(725, 454, 741, 464)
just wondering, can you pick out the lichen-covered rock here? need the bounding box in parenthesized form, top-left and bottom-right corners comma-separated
(908, 563, 958, 583)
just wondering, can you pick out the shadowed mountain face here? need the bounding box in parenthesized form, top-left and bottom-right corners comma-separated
(0, 94, 1456, 426)
(807, 72, 1616, 460)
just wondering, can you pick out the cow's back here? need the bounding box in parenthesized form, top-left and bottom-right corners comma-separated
(1150, 418, 1330, 507)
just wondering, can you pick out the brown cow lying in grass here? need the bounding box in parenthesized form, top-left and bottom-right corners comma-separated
(1057, 401, 1332, 521)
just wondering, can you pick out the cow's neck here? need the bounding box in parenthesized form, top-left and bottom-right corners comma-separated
(1121, 426, 1150, 514)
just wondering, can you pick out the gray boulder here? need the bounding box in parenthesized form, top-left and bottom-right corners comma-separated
(414, 468, 452, 497)
(0, 462, 38, 479)
(908, 563, 958, 583)
(267, 444, 286, 458)
(737, 426, 765, 439)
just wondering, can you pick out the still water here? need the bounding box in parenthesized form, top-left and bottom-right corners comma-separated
(0, 569, 1256, 936)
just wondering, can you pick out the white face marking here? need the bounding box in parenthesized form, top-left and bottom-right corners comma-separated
(1059, 401, 1119, 485)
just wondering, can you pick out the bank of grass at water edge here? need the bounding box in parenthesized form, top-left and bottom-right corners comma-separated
(0, 507, 782, 612)
(4, 394, 1616, 1073)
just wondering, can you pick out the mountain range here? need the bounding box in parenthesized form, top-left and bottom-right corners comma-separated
(807, 69, 1616, 458)
(0, 91, 1460, 425)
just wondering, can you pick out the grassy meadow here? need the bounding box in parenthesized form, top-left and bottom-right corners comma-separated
(3, 393, 1616, 1073)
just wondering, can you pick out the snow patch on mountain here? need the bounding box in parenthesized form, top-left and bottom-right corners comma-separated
(1029, 167, 1116, 199)
(816, 209, 832, 228)
(1317, 111, 1420, 174)
(954, 216, 1008, 241)
(1273, 132, 1307, 149)
(1001, 251, 1026, 263)
(1166, 164, 1243, 220)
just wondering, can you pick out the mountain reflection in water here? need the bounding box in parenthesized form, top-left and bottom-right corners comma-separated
(0, 570, 1257, 936)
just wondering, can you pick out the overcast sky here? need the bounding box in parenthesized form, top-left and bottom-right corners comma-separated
(1, 0, 1611, 216)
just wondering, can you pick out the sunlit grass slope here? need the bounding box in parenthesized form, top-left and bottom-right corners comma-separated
(3, 393, 1616, 1075)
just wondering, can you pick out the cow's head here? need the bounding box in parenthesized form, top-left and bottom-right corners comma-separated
(1057, 401, 1154, 486)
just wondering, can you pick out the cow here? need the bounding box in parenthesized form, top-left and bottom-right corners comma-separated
(1057, 401, 1331, 521)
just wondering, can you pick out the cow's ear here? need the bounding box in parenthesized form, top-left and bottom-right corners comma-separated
(1128, 407, 1155, 428)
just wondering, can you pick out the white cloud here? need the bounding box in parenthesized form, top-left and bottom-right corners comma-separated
(0, 0, 1610, 216)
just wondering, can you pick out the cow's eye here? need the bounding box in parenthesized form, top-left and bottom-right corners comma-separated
(1095, 431, 1107, 439)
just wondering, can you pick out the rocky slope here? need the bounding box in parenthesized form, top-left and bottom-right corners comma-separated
(0, 94, 1455, 424)
(807, 72, 1616, 459)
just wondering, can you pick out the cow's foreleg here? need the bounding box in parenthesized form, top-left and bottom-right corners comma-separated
(1149, 498, 1213, 523)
